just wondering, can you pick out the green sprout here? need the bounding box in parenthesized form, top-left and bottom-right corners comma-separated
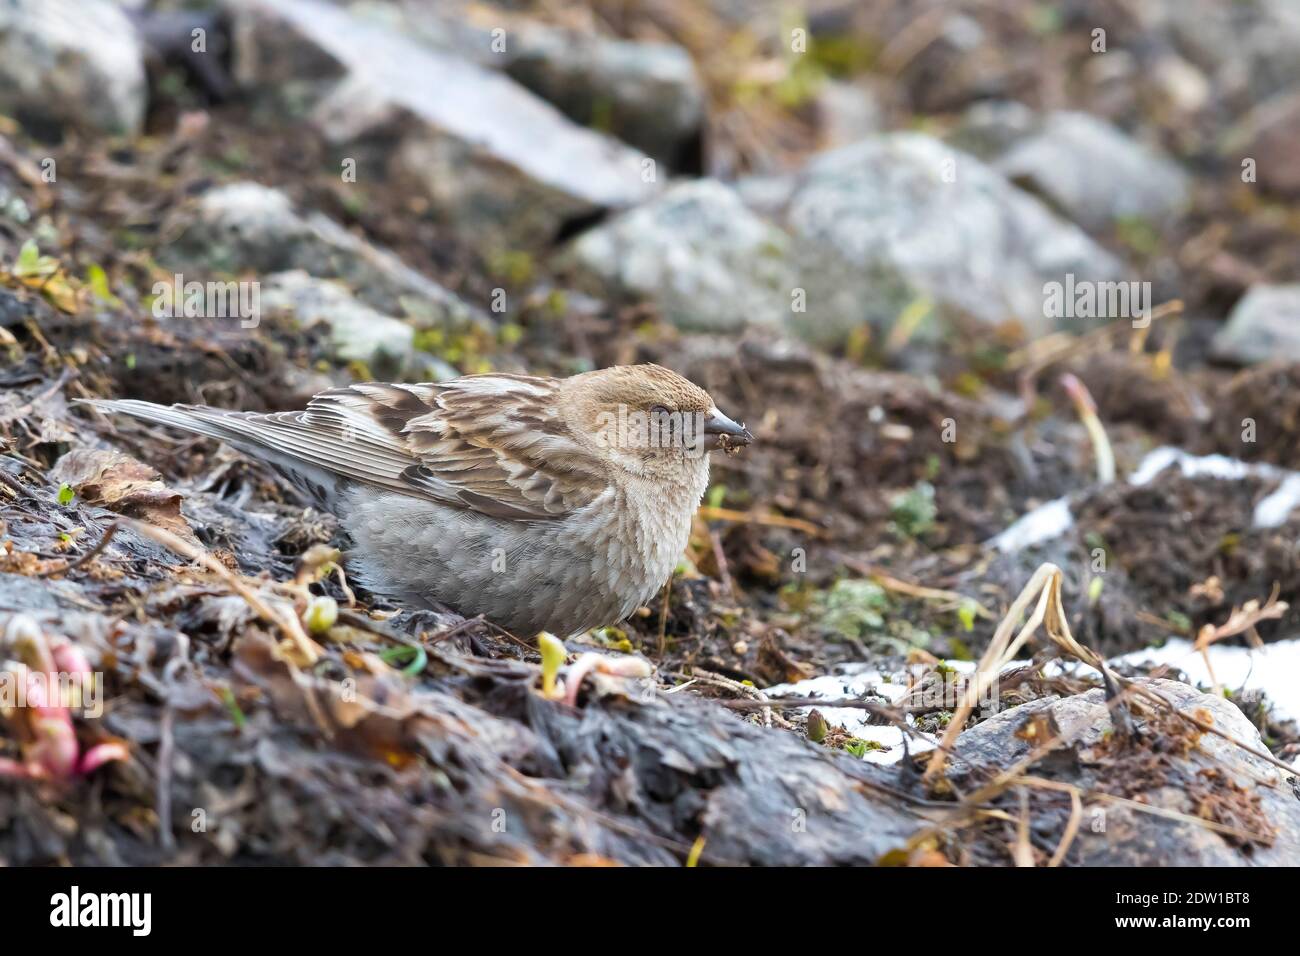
(538, 632, 566, 698)
(806, 709, 828, 743)
(302, 595, 338, 634)
(844, 738, 885, 758)
(379, 643, 428, 677)
(957, 600, 978, 632)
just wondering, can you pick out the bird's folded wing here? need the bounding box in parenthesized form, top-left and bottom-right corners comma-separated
(236, 377, 607, 520)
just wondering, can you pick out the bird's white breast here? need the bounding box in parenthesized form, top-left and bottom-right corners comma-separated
(341, 456, 710, 637)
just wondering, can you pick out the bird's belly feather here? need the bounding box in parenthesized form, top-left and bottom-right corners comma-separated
(341, 481, 699, 638)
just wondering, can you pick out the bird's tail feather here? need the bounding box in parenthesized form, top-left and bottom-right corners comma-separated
(81, 399, 346, 507)
(81, 399, 248, 445)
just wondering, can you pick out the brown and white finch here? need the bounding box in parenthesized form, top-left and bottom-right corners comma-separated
(89, 365, 753, 637)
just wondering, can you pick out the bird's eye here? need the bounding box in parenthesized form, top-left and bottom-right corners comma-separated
(649, 404, 674, 445)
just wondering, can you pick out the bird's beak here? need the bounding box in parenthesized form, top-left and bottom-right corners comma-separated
(703, 408, 754, 449)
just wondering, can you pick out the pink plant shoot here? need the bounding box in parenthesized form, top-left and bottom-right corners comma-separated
(0, 615, 128, 782)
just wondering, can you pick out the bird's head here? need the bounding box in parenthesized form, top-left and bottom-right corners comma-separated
(560, 364, 753, 479)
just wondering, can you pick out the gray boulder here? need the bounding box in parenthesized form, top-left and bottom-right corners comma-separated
(226, 0, 657, 251)
(260, 271, 458, 380)
(0, 0, 147, 136)
(162, 182, 486, 330)
(572, 135, 1129, 348)
(992, 112, 1192, 233)
(779, 133, 1126, 339)
(351, 1, 705, 168)
(564, 179, 799, 335)
(1211, 284, 1300, 365)
(954, 678, 1300, 865)
(565, 179, 874, 346)
(500, 28, 704, 169)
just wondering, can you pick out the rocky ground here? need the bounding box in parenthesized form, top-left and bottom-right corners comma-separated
(1, 0, 1300, 866)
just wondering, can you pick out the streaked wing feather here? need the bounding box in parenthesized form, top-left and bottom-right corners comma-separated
(239, 377, 605, 520)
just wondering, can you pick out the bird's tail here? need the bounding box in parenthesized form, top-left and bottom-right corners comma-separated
(81, 399, 253, 445)
(81, 399, 346, 506)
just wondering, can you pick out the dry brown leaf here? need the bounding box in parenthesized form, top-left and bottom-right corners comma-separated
(49, 448, 198, 545)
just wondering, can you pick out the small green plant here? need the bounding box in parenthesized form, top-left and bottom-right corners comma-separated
(956, 600, 978, 632)
(806, 709, 828, 743)
(84, 263, 122, 308)
(817, 578, 888, 639)
(1087, 575, 1105, 605)
(538, 632, 566, 698)
(890, 481, 937, 538)
(1116, 215, 1159, 256)
(219, 686, 247, 730)
(487, 249, 535, 286)
(844, 738, 885, 758)
(302, 595, 338, 634)
(378, 643, 428, 676)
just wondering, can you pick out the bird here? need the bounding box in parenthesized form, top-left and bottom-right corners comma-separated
(86, 364, 753, 638)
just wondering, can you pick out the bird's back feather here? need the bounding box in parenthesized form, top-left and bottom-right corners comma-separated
(83, 375, 607, 520)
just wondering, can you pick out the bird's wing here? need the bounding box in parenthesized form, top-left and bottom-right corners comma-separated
(202, 376, 607, 520)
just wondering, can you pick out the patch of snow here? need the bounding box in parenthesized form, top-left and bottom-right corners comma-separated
(764, 667, 937, 764)
(991, 446, 1300, 554)
(767, 636, 1300, 764)
(989, 497, 1073, 553)
(1113, 636, 1300, 721)
(1255, 475, 1300, 529)
(1127, 446, 1266, 486)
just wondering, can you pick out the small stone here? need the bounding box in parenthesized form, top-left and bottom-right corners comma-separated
(1211, 284, 1300, 366)
(1226, 90, 1300, 198)
(260, 271, 441, 379)
(815, 80, 883, 150)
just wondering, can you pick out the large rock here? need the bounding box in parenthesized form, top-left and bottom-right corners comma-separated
(571, 135, 1128, 347)
(226, 0, 657, 251)
(260, 271, 459, 380)
(162, 182, 486, 330)
(348, 1, 705, 168)
(778, 133, 1126, 340)
(564, 178, 878, 347)
(1211, 285, 1300, 365)
(564, 180, 801, 335)
(0, 0, 147, 136)
(954, 678, 1300, 865)
(499, 28, 704, 170)
(991, 112, 1192, 233)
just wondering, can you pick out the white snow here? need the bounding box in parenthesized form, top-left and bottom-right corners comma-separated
(989, 497, 1073, 553)
(1111, 636, 1300, 720)
(990, 446, 1300, 553)
(769, 637, 1300, 764)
